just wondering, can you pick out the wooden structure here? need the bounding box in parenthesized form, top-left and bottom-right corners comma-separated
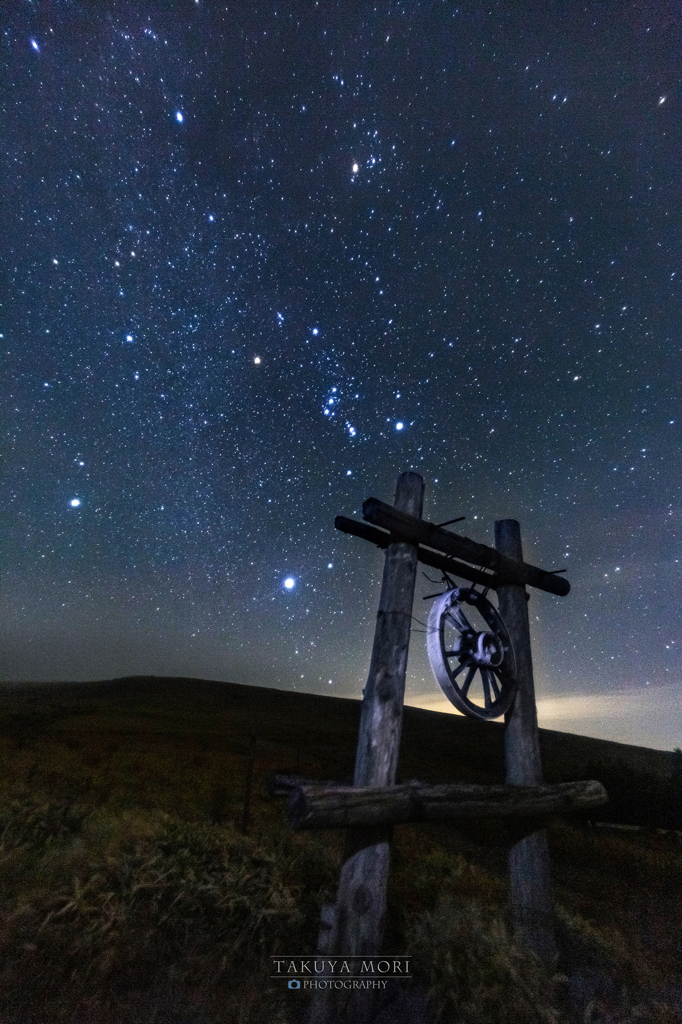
(496, 518, 557, 960)
(276, 777, 606, 830)
(278, 472, 606, 1023)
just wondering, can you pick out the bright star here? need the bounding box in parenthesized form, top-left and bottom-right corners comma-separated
(352, 163, 359, 173)
(396, 422, 404, 430)
(69, 499, 81, 507)
(176, 111, 184, 122)
(284, 578, 295, 589)
(30, 38, 40, 52)
(126, 334, 134, 342)
(254, 356, 261, 364)
(312, 327, 319, 335)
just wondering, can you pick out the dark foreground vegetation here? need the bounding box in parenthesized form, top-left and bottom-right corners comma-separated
(0, 675, 680, 1023)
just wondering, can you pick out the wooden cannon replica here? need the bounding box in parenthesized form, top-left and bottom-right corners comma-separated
(272, 472, 607, 1022)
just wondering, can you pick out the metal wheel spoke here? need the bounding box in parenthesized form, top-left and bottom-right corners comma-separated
(459, 665, 477, 698)
(448, 660, 467, 679)
(481, 669, 493, 708)
(488, 670, 501, 700)
(447, 607, 474, 634)
(491, 666, 507, 690)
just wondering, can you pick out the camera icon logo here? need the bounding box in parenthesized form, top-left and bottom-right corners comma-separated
(288, 979, 301, 990)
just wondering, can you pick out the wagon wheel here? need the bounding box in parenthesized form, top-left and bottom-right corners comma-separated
(426, 587, 517, 721)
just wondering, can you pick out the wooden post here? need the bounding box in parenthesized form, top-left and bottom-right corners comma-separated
(495, 520, 557, 964)
(310, 471, 424, 1023)
(352, 471, 425, 790)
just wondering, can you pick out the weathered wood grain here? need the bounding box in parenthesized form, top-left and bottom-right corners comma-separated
(335, 515, 501, 589)
(353, 474, 424, 790)
(284, 778, 608, 829)
(363, 498, 570, 596)
(495, 518, 557, 964)
(312, 472, 423, 1024)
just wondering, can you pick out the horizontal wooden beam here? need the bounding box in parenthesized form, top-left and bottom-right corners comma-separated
(279, 778, 607, 830)
(362, 499, 570, 597)
(268, 773, 348, 797)
(334, 516, 500, 590)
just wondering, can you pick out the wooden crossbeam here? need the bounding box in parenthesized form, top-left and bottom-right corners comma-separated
(335, 516, 501, 589)
(277, 778, 608, 830)
(361, 498, 571, 597)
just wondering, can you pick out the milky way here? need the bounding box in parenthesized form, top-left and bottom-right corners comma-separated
(2, 3, 680, 748)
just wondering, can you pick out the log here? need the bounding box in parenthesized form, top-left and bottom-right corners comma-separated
(362, 498, 570, 597)
(352, 475, 425, 789)
(311, 473, 424, 1024)
(335, 516, 501, 589)
(496, 518, 556, 964)
(284, 779, 608, 830)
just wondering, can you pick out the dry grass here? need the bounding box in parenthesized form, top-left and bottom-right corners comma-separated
(0, 797, 320, 1021)
(0, 681, 679, 1023)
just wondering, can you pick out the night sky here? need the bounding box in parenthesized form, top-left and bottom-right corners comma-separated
(3, 2, 680, 750)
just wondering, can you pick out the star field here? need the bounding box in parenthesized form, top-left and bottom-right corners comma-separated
(2, 2, 681, 748)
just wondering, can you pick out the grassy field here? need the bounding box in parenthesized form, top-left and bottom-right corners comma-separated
(0, 675, 680, 1023)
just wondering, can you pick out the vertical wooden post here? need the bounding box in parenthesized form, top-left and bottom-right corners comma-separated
(310, 472, 424, 1023)
(352, 470, 424, 790)
(495, 519, 557, 964)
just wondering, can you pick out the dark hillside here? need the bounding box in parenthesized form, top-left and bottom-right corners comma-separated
(0, 675, 680, 1023)
(1, 675, 679, 829)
